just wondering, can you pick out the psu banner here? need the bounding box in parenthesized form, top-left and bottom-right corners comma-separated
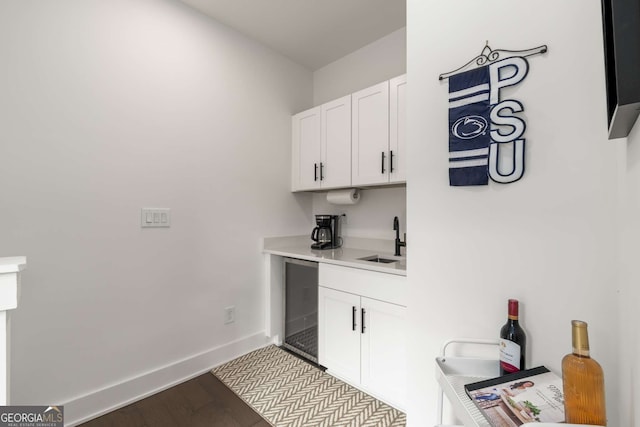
(448, 56, 529, 186)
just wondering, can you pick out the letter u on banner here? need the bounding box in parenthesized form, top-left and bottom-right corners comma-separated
(488, 139, 525, 183)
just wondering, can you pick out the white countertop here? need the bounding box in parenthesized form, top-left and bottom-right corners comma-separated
(263, 236, 406, 276)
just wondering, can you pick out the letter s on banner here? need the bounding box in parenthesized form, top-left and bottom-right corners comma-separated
(490, 100, 526, 143)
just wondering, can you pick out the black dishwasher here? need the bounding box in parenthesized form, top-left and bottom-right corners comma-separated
(283, 257, 318, 363)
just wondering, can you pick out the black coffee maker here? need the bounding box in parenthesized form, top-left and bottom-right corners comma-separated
(311, 214, 342, 250)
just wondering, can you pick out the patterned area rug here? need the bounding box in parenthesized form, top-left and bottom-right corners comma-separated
(212, 345, 406, 427)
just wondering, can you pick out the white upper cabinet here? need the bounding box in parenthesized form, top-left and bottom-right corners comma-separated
(321, 95, 352, 189)
(351, 81, 390, 186)
(389, 74, 406, 183)
(351, 75, 407, 186)
(292, 74, 406, 191)
(292, 106, 322, 191)
(291, 95, 351, 191)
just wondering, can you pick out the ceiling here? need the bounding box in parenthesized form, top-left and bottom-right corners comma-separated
(179, 0, 406, 70)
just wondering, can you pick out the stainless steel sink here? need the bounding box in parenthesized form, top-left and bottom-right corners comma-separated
(358, 255, 398, 264)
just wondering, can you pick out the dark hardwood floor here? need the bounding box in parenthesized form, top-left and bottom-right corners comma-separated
(79, 373, 270, 427)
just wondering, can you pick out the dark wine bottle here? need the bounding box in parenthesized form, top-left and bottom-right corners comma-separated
(499, 299, 526, 375)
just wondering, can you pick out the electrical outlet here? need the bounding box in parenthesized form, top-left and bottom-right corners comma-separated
(224, 306, 235, 324)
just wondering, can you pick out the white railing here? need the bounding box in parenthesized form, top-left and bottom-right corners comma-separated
(0, 256, 27, 405)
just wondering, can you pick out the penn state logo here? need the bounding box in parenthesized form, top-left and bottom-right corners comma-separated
(452, 116, 488, 140)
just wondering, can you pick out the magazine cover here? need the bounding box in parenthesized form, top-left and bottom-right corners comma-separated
(464, 366, 565, 426)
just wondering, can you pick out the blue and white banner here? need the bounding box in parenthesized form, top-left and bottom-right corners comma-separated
(448, 56, 529, 186)
(448, 66, 491, 186)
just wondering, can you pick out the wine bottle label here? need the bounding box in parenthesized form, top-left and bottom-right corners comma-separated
(499, 338, 521, 373)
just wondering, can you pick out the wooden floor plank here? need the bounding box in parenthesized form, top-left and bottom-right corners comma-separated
(197, 374, 264, 426)
(155, 385, 195, 427)
(174, 377, 215, 411)
(136, 394, 178, 427)
(83, 404, 147, 427)
(186, 402, 243, 427)
(79, 373, 267, 427)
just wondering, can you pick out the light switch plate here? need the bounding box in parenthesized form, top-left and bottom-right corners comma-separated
(141, 208, 171, 228)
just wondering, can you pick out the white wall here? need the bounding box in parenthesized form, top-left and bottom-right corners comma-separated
(313, 27, 406, 106)
(313, 187, 406, 240)
(310, 28, 407, 243)
(616, 118, 640, 426)
(0, 0, 313, 423)
(406, 1, 621, 425)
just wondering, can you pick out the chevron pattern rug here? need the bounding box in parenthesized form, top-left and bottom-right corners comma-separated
(212, 345, 406, 427)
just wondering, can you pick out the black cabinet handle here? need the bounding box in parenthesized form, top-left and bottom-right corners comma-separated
(352, 306, 357, 331)
(390, 150, 394, 173)
(361, 308, 366, 334)
(314, 163, 318, 181)
(320, 162, 324, 181)
(381, 152, 386, 174)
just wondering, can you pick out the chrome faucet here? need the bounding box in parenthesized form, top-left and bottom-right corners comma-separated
(393, 216, 406, 256)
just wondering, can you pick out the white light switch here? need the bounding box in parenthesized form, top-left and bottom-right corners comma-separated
(141, 208, 171, 228)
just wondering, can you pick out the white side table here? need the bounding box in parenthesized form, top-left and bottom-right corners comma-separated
(0, 256, 26, 405)
(435, 338, 604, 427)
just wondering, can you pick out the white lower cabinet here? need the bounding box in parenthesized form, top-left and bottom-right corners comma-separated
(318, 287, 362, 385)
(359, 297, 406, 408)
(318, 264, 407, 410)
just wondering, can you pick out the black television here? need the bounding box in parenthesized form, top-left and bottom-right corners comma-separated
(601, 0, 640, 139)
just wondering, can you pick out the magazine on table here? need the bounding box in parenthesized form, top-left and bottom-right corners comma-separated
(464, 366, 565, 426)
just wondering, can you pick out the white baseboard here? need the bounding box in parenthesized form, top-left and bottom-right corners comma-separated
(63, 332, 273, 427)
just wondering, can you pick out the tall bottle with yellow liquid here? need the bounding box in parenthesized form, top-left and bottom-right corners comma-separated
(561, 320, 607, 425)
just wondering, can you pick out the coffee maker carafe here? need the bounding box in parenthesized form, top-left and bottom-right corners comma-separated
(311, 214, 342, 250)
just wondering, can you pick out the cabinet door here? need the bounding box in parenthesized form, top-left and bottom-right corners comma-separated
(318, 286, 361, 386)
(351, 81, 390, 186)
(360, 297, 407, 409)
(321, 95, 352, 189)
(292, 106, 321, 191)
(389, 74, 406, 184)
